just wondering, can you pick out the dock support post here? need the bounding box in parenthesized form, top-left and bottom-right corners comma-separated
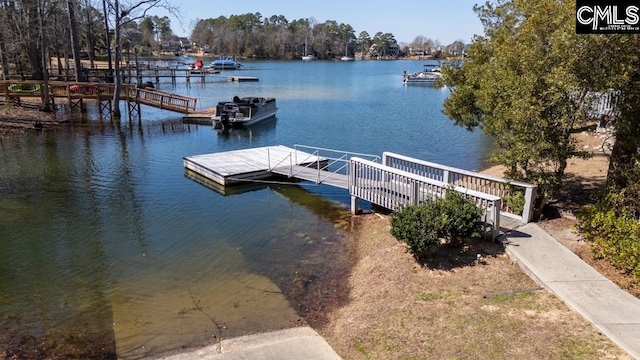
(127, 100, 141, 122)
(351, 196, 359, 215)
(99, 99, 111, 119)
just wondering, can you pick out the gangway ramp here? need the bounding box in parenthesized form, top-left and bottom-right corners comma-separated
(271, 165, 348, 189)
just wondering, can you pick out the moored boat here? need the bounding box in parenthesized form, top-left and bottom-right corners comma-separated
(188, 60, 220, 74)
(212, 96, 277, 128)
(302, 38, 315, 61)
(402, 64, 442, 85)
(340, 44, 354, 61)
(211, 56, 243, 70)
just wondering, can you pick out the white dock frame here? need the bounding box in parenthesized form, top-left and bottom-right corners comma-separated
(184, 145, 538, 239)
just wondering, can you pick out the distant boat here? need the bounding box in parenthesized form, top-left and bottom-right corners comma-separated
(211, 56, 243, 70)
(340, 44, 354, 61)
(402, 64, 442, 85)
(188, 59, 219, 74)
(212, 96, 278, 128)
(302, 38, 315, 61)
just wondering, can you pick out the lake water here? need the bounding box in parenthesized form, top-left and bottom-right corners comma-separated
(0, 59, 494, 358)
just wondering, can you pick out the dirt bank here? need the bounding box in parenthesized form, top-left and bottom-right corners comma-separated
(0, 104, 65, 135)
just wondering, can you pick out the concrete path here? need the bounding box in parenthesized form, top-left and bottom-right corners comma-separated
(156, 327, 341, 360)
(502, 222, 640, 359)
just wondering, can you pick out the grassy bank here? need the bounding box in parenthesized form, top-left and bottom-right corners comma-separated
(320, 130, 633, 359)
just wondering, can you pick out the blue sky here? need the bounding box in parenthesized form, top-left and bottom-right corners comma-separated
(151, 0, 485, 45)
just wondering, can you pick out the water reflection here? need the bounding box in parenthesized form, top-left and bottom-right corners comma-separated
(215, 116, 278, 144)
(0, 118, 352, 359)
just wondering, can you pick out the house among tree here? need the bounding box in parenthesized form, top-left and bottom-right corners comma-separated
(159, 36, 192, 52)
(122, 28, 142, 47)
(445, 41, 466, 57)
(370, 42, 400, 57)
(178, 37, 191, 50)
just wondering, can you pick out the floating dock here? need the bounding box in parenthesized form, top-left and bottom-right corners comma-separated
(227, 76, 259, 82)
(183, 145, 325, 186)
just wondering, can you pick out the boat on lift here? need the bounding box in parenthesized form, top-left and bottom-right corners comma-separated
(212, 96, 278, 128)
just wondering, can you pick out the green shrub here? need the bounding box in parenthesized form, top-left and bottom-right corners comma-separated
(390, 190, 484, 260)
(577, 196, 640, 278)
(502, 188, 526, 215)
(390, 201, 441, 259)
(437, 190, 485, 244)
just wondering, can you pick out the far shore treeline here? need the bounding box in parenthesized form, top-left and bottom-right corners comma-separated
(0, 1, 465, 82)
(188, 14, 463, 60)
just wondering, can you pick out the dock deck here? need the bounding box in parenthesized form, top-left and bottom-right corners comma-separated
(183, 145, 326, 185)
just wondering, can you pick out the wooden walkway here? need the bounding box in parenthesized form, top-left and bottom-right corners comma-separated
(125, 85, 196, 113)
(0, 81, 197, 114)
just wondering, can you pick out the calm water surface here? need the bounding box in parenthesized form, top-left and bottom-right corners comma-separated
(0, 60, 494, 358)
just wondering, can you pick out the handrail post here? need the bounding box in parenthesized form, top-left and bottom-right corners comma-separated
(317, 151, 320, 183)
(522, 186, 537, 223)
(267, 148, 271, 170)
(350, 160, 358, 214)
(492, 199, 501, 239)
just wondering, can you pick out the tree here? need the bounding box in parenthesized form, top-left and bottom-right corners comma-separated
(154, 15, 171, 42)
(605, 36, 640, 194)
(439, 0, 615, 215)
(80, 1, 105, 69)
(35, 0, 53, 111)
(338, 23, 356, 57)
(371, 32, 396, 57)
(190, 17, 217, 52)
(139, 16, 155, 47)
(107, 0, 177, 117)
(67, 0, 84, 82)
(358, 31, 371, 57)
(409, 35, 436, 55)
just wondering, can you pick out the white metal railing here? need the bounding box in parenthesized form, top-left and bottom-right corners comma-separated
(289, 144, 380, 185)
(266, 148, 293, 175)
(382, 152, 536, 223)
(351, 157, 501, 238)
